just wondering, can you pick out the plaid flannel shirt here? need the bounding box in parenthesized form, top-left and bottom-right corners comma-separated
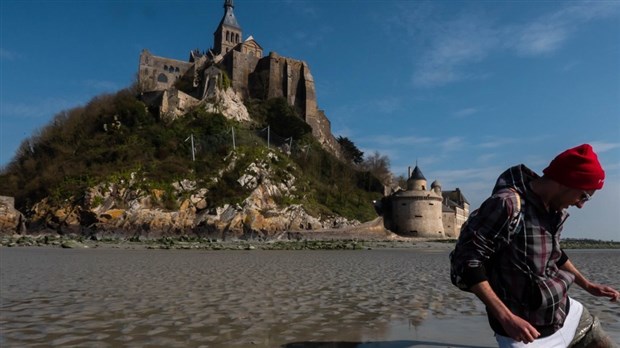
(450, 165, 573, 335)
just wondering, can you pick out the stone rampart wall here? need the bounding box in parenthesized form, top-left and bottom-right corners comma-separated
(228, 50, 261, 99)
(392, 196, 444, 238)
(442, 212, 457, 238)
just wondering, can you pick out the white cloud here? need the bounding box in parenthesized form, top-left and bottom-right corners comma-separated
(507, 1, 620, 56)
(453, 107, 478, 118)
(589, 141, 620, 153)
(511, 22, 568, 56)
(394, 1, 620, 88)
(372, 96, 403, 115)
(0, 48, 19, 61)
(559, 60, 580, 72)
(557, 1, 620, 22)
(412, 12, 498, 87)
(440, 136, 466, 152)
(476, 153, 498, 164)
(476, 138, 517, 149)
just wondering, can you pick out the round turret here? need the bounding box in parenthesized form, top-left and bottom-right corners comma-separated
(407, 165, 427, 191)
(431, 179, 442, 194)
(392, 165, 444, 238)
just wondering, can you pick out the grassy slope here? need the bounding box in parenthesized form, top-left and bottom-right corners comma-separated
(0, 88, 382, 223)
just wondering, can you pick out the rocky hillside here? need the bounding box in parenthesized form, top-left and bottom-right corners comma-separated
(0, 85, 384, 238)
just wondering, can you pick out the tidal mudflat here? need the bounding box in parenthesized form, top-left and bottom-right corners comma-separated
(1, 247, 618, 347)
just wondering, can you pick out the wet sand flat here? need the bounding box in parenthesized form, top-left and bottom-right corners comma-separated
(1, 247, 618, 347)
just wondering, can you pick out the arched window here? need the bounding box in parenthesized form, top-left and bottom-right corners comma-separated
(235, 33, 239, 43)
(157, 73, 168, 83)
(168, 66, 174, 73)
(226, 31, 230, 42)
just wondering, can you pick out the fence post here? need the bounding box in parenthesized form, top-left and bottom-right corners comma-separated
(231, 127, 236, 150)
(185, 134, 195, 161)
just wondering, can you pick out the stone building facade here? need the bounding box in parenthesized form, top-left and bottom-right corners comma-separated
(382, 166, 469, 239)
(137, 0, 341, 156)
(441, 188, 470, 238)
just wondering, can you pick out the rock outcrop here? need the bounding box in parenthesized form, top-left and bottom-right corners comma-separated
(0, 196, 25, 234)
(25, 151, 359, 240)
(203, 87, 251, 123)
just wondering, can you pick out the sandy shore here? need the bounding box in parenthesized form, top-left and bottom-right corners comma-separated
(1, 247, 618, 347)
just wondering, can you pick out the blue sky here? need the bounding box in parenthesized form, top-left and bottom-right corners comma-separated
(1, 0, 619, 240)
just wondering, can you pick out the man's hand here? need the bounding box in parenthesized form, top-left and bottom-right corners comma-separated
(470, 281, 541, 343)
(585, 283, 620, 302)
(497, 311, 541, 344)
(560, 260, 620, 302)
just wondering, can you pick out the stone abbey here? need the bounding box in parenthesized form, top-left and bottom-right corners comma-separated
(137, 0, 341, 156)
(137, 0, 469, 239)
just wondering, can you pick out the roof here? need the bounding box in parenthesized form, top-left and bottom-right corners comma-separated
(409, 165, 426, 180)
(219, 0, 241, 29)
(442, 188, 470, 205)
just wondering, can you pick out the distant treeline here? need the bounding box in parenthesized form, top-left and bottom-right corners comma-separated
(432, 238, 619, 249)
(560, 238, 620, 249)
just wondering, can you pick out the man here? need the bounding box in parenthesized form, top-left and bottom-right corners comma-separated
(450, 144, 619, 347)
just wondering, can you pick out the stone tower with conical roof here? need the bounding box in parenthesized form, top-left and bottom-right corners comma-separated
(390, 165, 444, 238)
(213, 0, 242, 55)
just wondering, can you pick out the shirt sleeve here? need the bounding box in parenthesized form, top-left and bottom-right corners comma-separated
(450, 190, 520, 290)
(557, 249, 568, 267)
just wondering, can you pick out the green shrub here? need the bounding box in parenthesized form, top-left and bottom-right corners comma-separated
(0, 90, 382, 224)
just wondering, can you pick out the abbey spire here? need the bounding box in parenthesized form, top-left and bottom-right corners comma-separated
(213, 0, 242, 55)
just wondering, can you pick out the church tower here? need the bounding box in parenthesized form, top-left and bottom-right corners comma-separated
(213, 0, 242, 55)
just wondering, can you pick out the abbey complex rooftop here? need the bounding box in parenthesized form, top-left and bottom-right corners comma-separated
(138, 0, 341, 156)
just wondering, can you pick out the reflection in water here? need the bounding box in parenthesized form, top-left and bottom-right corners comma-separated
(1, 248, 618, 347)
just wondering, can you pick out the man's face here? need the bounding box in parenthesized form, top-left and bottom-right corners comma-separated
(550, 187, 595, 211)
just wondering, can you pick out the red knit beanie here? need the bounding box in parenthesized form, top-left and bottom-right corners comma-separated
(543, 144, 605, 190)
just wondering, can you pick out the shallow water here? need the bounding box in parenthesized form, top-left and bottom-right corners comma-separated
(0, 247, 618, 347)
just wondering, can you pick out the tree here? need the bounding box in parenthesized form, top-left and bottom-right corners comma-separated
(361, 151, 392, 187)
(337, 136, 364, 165)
